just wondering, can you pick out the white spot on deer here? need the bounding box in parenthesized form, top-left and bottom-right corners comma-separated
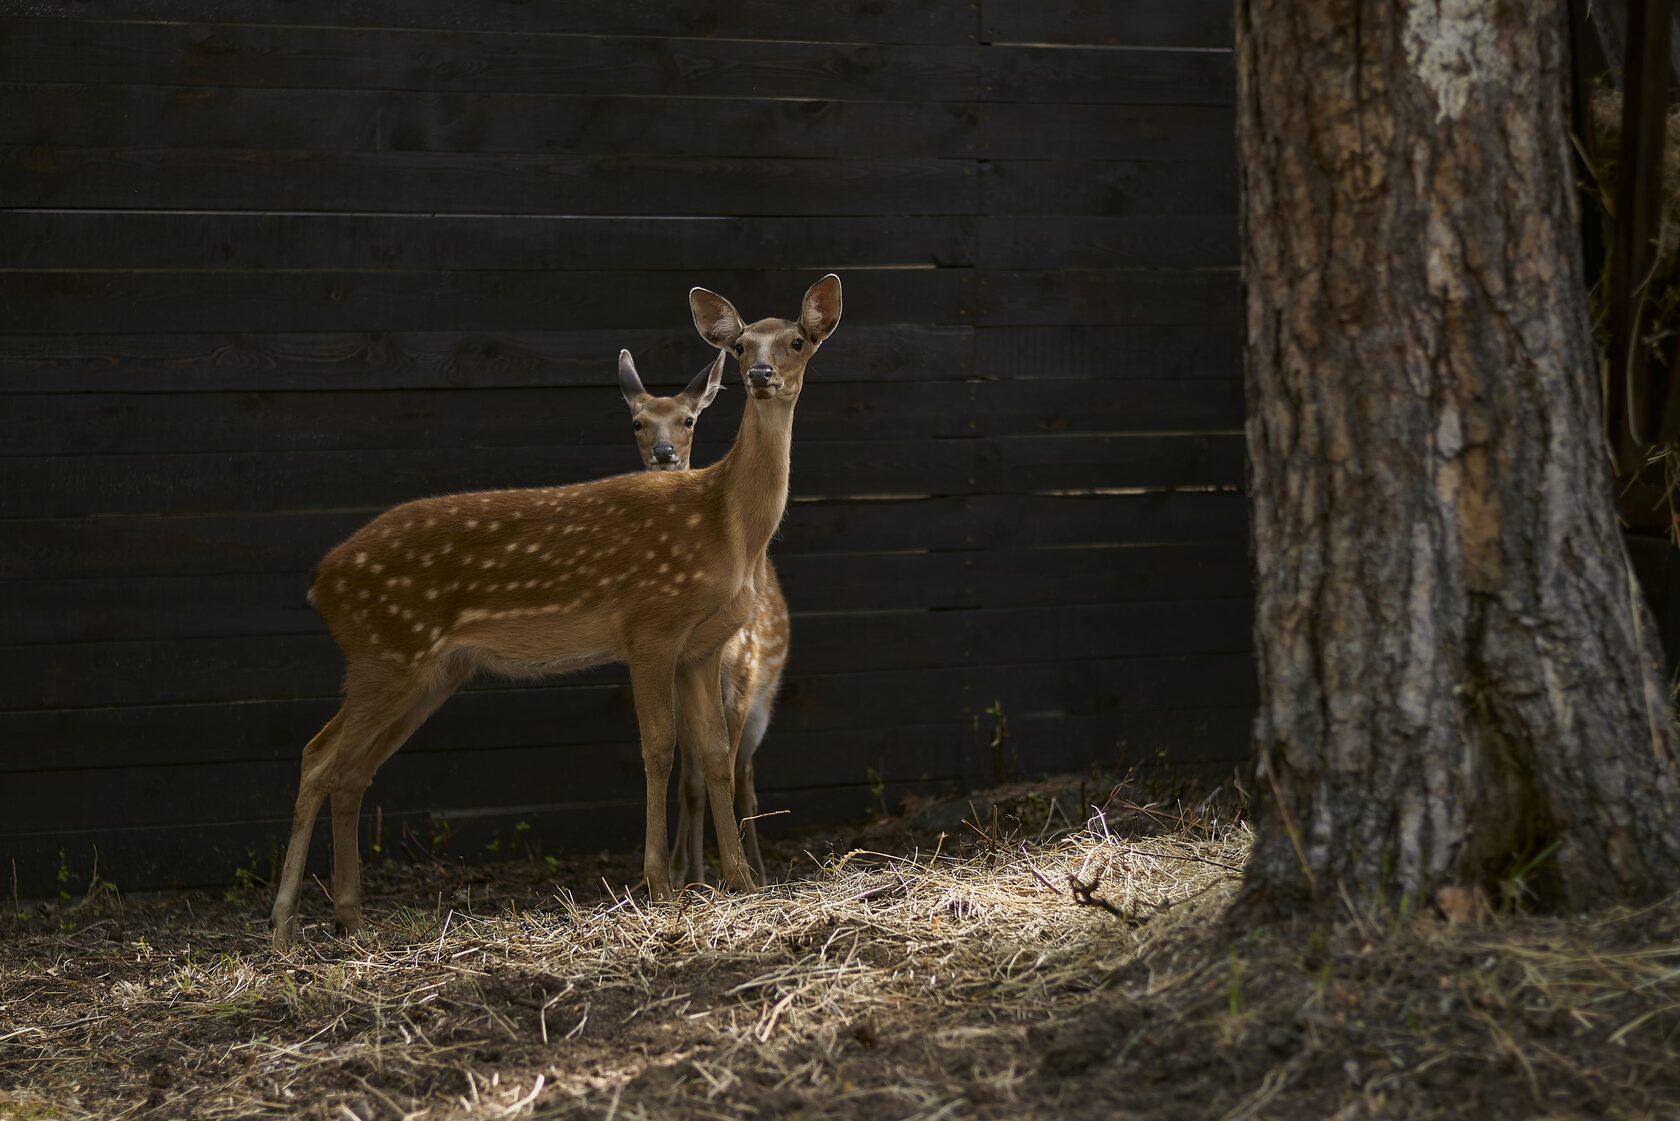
(458, 608, 491, 624)
(687, 513, 702, 527)
(369, 563, 384, 574)
(404, 550, 415, 561)
(525, 543, 538, 553)
(658, 532, 670, 543)
(488, 521, 501, 531)
(425, 588, 438, 600)
(386, 577, 399, 589)
(358, 589, 371, 601)
(334, 578, 347, 592)
(465, 519, 479, 529)
(658, 563, 670, 574)
(674, 573, 687, 584)
(644, 550, 656, 561)
(598, 577, 612, 588)
(369, 632, 381, 645)
(386, 603, 399, 614)
(482, 559, 496, 569)
(440, 542, 453, 554)
(426, 518, 437, 528)
(1403, 0, 1508, 122)
(505, 541, 519, 552)
(401, 607, 414, 620)
(355, 551, 368, 566)
(412, 621, 424, 633)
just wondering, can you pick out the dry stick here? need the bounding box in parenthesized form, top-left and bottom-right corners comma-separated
(1066, 874, 1129, 921)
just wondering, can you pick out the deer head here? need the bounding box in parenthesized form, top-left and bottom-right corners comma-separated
(617, 350, 725, 471)
(689, 274, 843, 403)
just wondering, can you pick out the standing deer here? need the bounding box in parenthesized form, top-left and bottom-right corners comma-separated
(617, 355, 790, 886)
(268, 274, 841, 947)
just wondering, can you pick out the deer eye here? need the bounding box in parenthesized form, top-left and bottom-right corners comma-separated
(791, 337, 803, 351)
(683, 417, 695, 428)
(631, 420, 643, 431)
(733, 343, 744, 355)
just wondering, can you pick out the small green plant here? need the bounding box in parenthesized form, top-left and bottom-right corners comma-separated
(429, 817, 453, 859)
(54, 848, 71, 906)
(865, 766, 887, 818)
(982, 700, 1013, 784)
(224, 849, 264, 902)
(1500, 838, 1561, 909)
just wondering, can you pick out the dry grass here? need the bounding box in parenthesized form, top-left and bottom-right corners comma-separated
(2, 778, 1678, 1120)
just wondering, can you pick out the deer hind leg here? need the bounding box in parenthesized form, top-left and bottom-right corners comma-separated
(736, 696, 772, 883)
(629, 654, 680, 902)
(678, 653, 757, 892)
(669, 741, 707, 889)
(271, 708, 349, 948)
(328, 660, 469, 936)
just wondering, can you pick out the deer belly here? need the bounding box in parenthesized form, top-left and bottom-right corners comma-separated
(450, 611, 622, 680)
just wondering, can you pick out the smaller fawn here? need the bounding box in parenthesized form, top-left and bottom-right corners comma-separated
(618, 356, 789, 885)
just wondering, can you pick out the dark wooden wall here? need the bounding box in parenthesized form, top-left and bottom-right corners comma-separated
(0, 2, 1250, 895)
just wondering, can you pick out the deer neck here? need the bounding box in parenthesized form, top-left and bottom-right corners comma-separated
(714, 394, 794, 563)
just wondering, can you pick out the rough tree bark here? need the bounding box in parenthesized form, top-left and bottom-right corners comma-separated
(1236, 0, 1680, 915)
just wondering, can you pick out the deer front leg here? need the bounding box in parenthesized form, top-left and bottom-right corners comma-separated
(629, 656, 679, 902)
(669, 744, 707, 888)
(677, 655, 758, 892)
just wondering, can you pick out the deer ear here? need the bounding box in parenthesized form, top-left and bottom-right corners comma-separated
(800, 273, 842, 345)
(689, 287, 744, 349)
(617, 349, 647, 406)
(683, 350, 727, 413)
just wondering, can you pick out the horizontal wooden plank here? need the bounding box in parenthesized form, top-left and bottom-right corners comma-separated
(0, 327, 973, 393)
(2, 545, 1253, 643)
(0, 18, 981, 100)
(7, 3, 979, 45)
(2, 380, 1243, 457)
(1, 147, 979, 215)
(0, 599, 1254, 709)
(975, 269, 1239, 326)
(3, 730, 971, 833)
(978, 103, 1234, 161)
(981, 44, 1234, 104)
(1, 493, 1251, 579)
(1, 212, 978, 272)
(974, 325, 1242, 380)
(981, 0, 1234, 48)
(0, 653, 1256, 771)
(977, 215, 1237, 269)
(981, 159, 1236, 216)
(0, 268, 974, 335)
(0, 775, 966, 897)
(5, 83, 979, 159)
(0, 267, 1232, 340)
(0, 433, 1243, 518)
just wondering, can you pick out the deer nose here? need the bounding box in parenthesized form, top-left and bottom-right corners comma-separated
(747, 364, 774, 387)
(652, 442, 676, 462)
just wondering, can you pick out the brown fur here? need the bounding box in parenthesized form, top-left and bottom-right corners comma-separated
(269, 275, 842, 947)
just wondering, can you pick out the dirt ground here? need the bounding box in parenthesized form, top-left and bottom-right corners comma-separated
(2, 776, 1678, 1121)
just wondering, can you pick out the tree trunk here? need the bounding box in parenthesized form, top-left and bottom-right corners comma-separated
(1235, 0, 1680, 916)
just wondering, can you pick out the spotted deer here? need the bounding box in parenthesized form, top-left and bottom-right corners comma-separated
(268, 275, 842, 947)
(617, 355, 790, 886)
